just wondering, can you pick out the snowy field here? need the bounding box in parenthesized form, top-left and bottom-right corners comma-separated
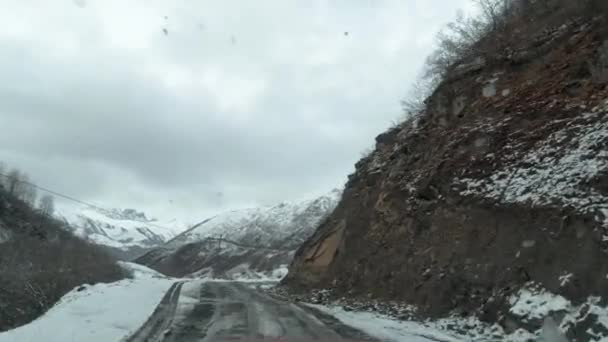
(0, 262, 175, 342)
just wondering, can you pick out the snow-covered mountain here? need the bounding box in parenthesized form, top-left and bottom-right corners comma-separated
(137, 189, 341, 278)
(166, 189, 342, 250)
(59, 206, 190, 258)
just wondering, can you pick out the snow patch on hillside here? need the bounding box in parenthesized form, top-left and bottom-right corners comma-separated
(224, 263, 289, 282)
(167, 189, 341, 249)
(509, 287, 572, 320)
(506, 285, 608, 341)
(456, 110, 608, 237)
(0, 263, 174, 342)
(192, 263, 289, 282)
(119, 261, 168, 279)
(302, 283, 608, 341)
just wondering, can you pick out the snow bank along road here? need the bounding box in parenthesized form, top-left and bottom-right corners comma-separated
(126, 280, 377, 341)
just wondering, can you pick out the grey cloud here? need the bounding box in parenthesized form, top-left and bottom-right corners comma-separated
(0, 0, 468, 219)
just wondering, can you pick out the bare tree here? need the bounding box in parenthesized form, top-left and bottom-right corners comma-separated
(2, 167, 37, 206)
(22, 178, 38, 207)
(0, 162, 5, 189)
(423, 8, 489, 82)
(401, 77, 437, 117)
(6, 169, 23, 197)
(473, 0, 510, 32)
(39, 195, 55, 216)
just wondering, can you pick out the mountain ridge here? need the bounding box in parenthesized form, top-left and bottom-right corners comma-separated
(136, 190, 341, 279)
(58, 205, 191, 259)
(165, 189, 341, 250)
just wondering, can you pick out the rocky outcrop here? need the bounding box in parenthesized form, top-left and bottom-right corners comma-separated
(285, 15, 608, 338)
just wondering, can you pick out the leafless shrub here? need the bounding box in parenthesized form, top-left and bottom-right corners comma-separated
(404, 0, 607, 119)
(38, 194, 55, 216)
(2, 167, 37, 205)
(21, 177, 37, 207)
(424, 1, 510, 82)
(0, 162, 5, 187)
(6, 168, 23, 197)
(0, 188, 127, 331)
(401, 76, 437, 117)
(360, 146, 374, 159)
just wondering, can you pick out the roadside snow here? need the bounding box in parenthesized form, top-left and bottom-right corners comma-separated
(560, 296, 608, 341)
(308, 283, 608, 342)
(226, 263, 289, 282)
(119, 261, 168, 278)
(309, 304, 465, 342)
(509, 287, 572, 320)
(506, 285, 608, 341)
(199, 263, 289, 283)
(0, 262, 175, 342)
(310, 303, 553, 342)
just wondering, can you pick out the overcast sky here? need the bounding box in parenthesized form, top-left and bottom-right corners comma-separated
(0, 0, 469, 222)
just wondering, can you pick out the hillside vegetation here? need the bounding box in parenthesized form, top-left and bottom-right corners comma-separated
(0, 168, 127, 331)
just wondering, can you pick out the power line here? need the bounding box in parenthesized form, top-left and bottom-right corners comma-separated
(0, 172, 290, 251)
(0, 172, 104, 210)
(0, 172, 180, 233)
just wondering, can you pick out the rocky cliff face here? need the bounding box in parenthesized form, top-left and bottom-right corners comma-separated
(285, 14, 608, 338)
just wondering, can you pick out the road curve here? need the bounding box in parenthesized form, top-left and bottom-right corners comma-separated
(126, 280, 377, 342)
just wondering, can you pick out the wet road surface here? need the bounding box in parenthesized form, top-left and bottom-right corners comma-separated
(125, 281, 377, 342)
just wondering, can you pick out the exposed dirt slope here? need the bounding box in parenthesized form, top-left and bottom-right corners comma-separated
(285, 14, 608, 338)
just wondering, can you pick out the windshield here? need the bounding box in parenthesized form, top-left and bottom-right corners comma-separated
(0, 1, 605, 341)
